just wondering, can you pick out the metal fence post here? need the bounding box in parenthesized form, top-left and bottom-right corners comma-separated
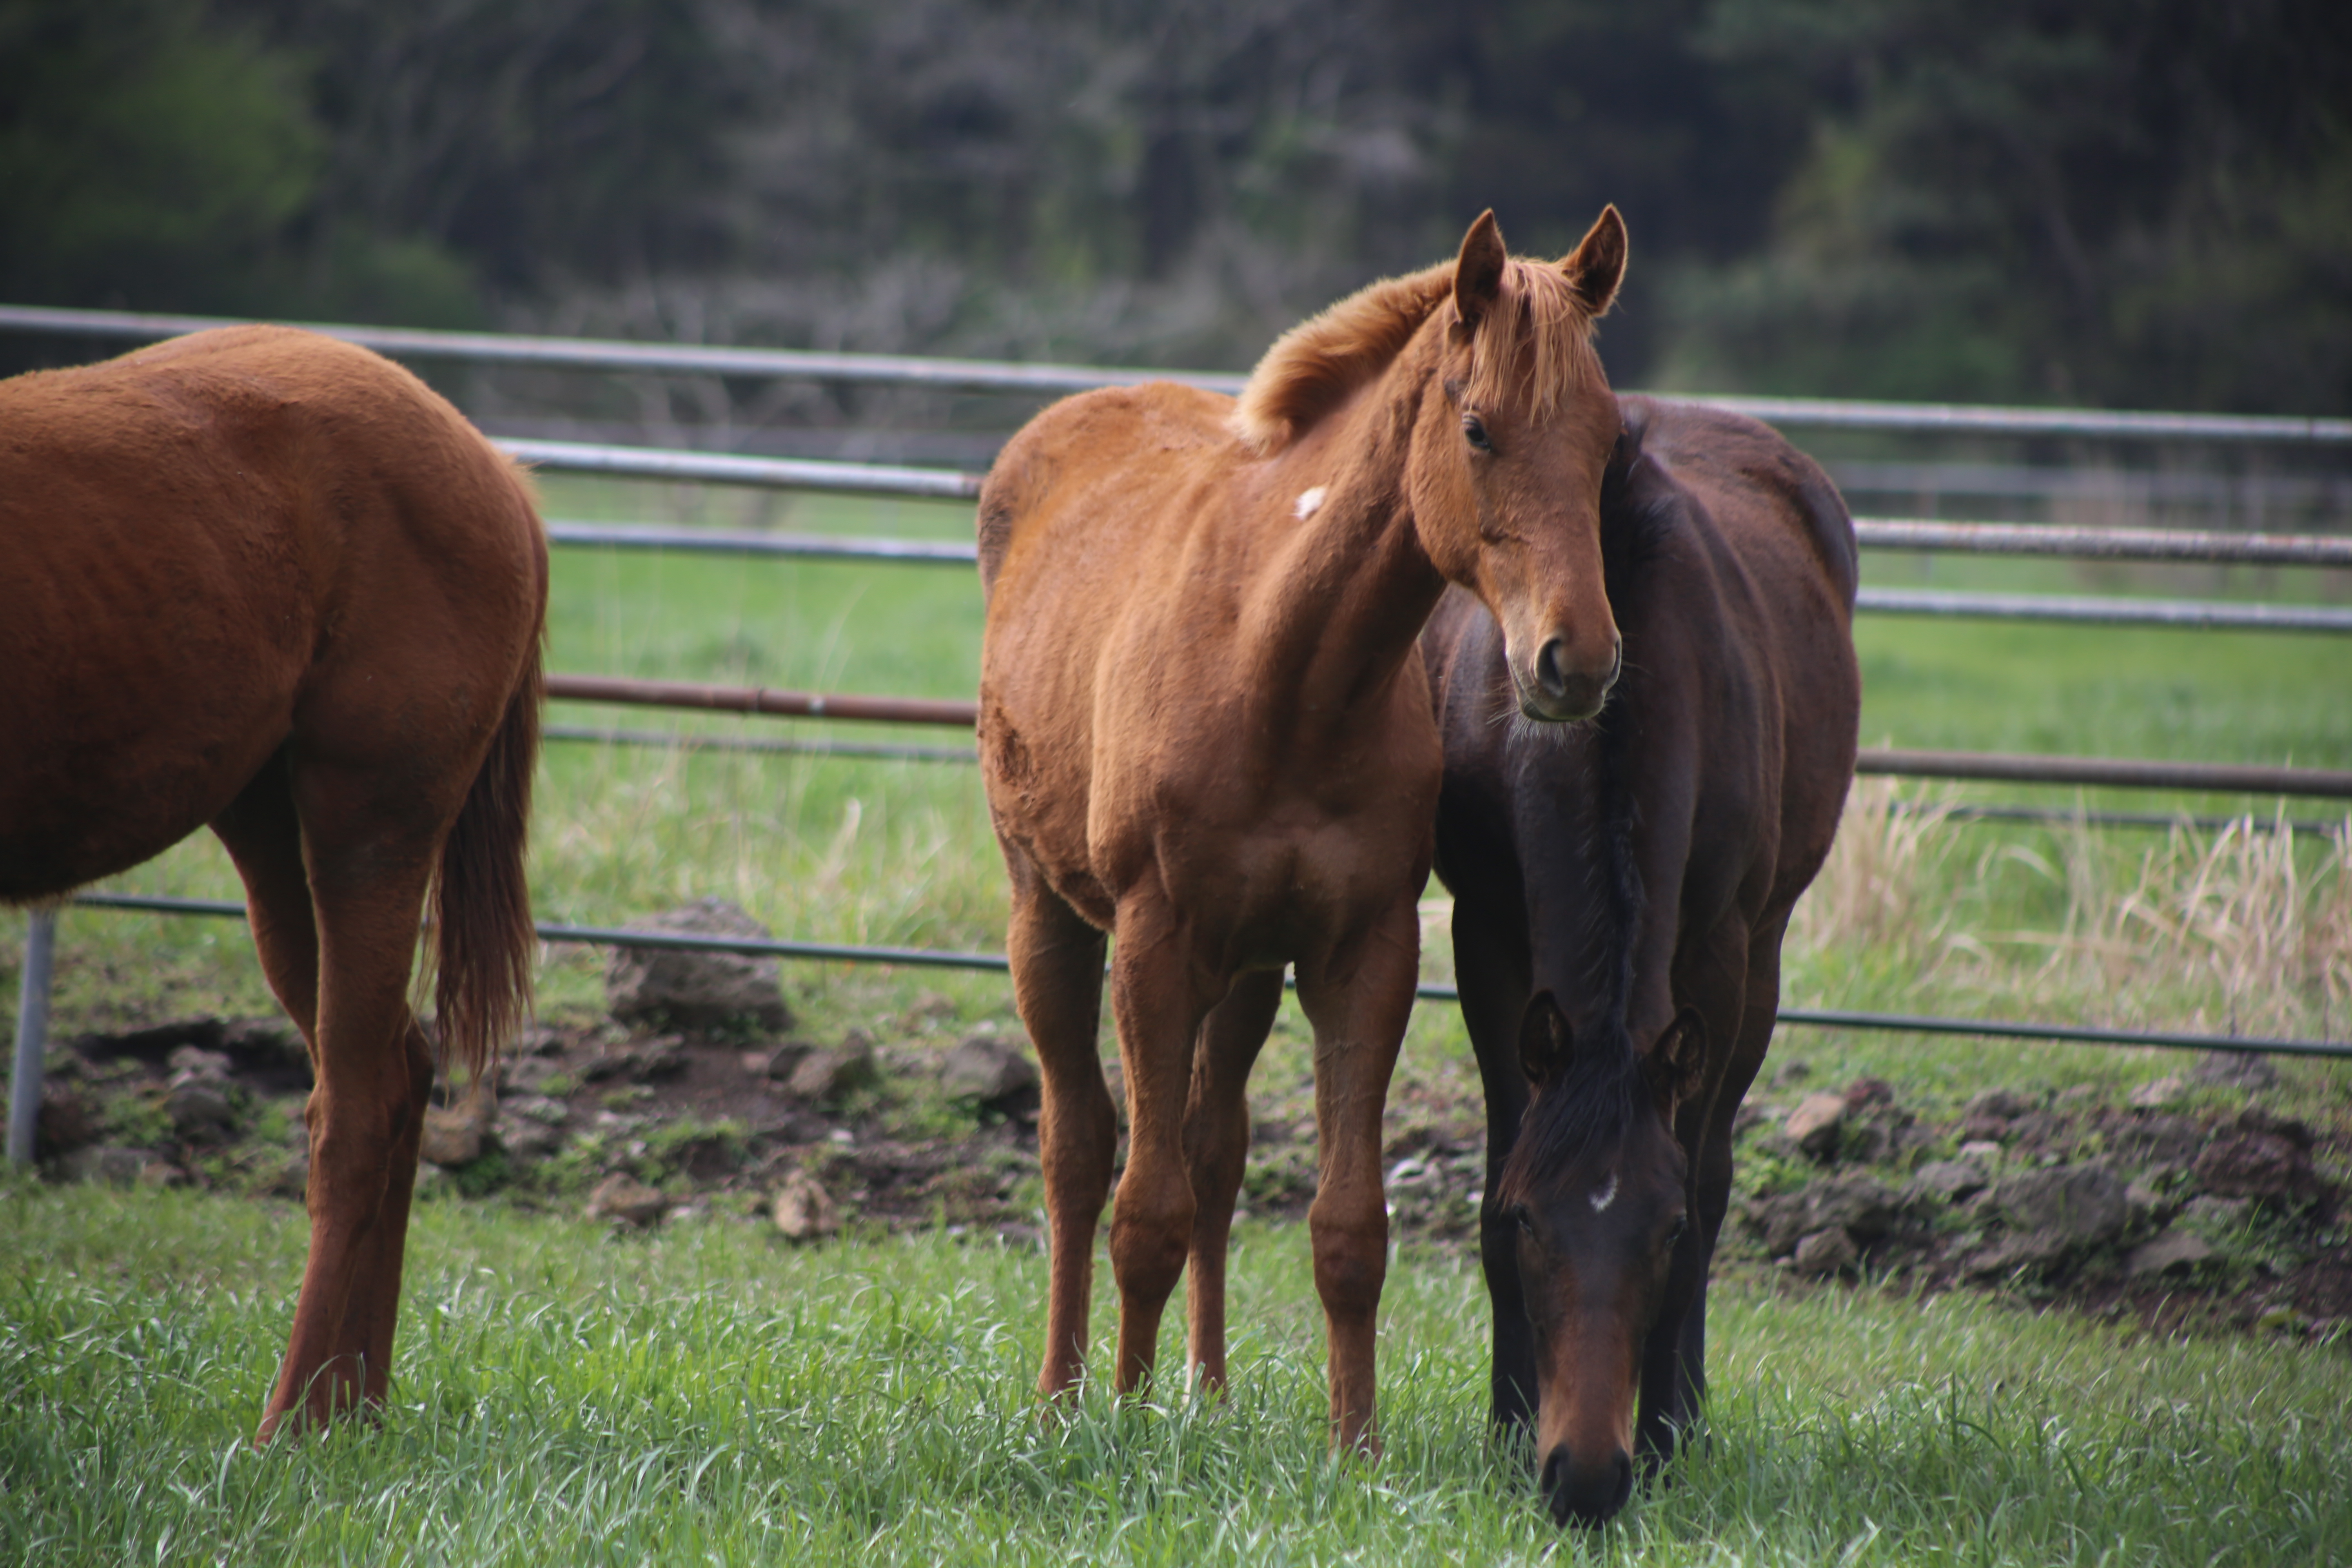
(7, 909, 57, 1166)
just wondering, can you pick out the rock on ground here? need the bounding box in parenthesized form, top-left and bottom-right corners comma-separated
(604, 899, 793, 1033)
(586, 1173, 669, 1227)
(1793, 1227, 1858, 1276)
(773, 1170, 840, 1240)
(1785, 1092, 1848, 1158)
(940, 1033, 1040, 1105)
(788, 1034, 879, 1104)
(2192, 1112, 2331, 1211)
(421, 1087, 497, 1168)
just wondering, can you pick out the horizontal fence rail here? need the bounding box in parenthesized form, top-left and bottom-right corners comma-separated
(547, 514, 2352, 570)
(1852, 588, 2352, 633)
(9, 301, 2352, 444)
(543, 673, 2352, 798)
(58, 893, 2352, 1059)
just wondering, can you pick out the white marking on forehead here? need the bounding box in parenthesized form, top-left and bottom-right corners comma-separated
(1293, 485, 1327, 519)
(1588, 1172, 1619, 1213)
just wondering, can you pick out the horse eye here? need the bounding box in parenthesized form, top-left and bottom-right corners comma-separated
(1510, 1203, 1535, 1234)
(1667, 1214, 1689, 1245)
(1462, 413, 1492, 452)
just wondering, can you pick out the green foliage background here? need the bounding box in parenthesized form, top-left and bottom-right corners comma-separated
(2, 0, 2344, 408)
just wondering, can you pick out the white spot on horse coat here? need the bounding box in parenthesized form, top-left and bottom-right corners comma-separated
(1293, 485, 1327, 519)
(1589, 1172, 1619, 1213)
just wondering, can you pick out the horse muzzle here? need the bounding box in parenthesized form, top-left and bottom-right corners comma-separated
(1519, 634, 1621, 723)
(1540, 1442, 1634, 1528)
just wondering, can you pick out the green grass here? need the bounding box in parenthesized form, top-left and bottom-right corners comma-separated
(6, 1183, 2350, 1566)
(5, 482, 2351, 1560)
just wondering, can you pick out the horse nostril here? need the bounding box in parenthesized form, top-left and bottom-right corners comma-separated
(1541, 1444, 1637, 1528)
(1535, 637, 1570, 698)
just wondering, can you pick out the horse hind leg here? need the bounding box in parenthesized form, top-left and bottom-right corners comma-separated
(1003, 850, 1112, 1405)
(1181, 967, 1283, 1396)
(227, 758, 444, 1441)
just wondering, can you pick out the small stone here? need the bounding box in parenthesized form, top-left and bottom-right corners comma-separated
(2191, 1051, 2278, 1092)
(604, 898, 793, 1033)
(1757, 1173, 1900, 1256)
(167, 1045, 232, 1080)
(1990, 1163, 2128, 1251)
(772, 1169, 840, 1241)
(2128, 1076, 2187, 1109)
(495, 1113, 564, 1161)
(586, 1173, 669, 1227)
(1792, 1227, 1858, 1276)
(2183, 1194, 2252, 1229)
(1785, 1092, 1847, 1158)
(787, 1034, 879, 1103)
(1957, 1140, 2005, 1163)
(940, 1033, 1041, 1105)
(62, 1145, 169, 1187)
(1843, 1077, 1896, 1112)
(1964, 1088, 2034, 1121)
(2125, 1230, 2214, 1276)
(165, 1078, 239, 1142)
(760, 1040, 817, 1080)
(503, 1055, 569, 1095)
(36, 1087, 97, 1156)
(2194, 1124, 2331, 1211)
(1909, 1158, 1990, 1205)
(421, 1088, 497, 1168)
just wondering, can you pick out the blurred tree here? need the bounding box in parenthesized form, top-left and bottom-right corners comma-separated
(1662, 0, 2352, 412)
(0, 0, 321, 312)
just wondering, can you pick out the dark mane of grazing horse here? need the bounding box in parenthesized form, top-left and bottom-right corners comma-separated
(1492, 427, 1677, 1205)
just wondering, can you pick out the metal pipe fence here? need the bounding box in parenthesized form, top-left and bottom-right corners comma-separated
(8, 301, 2352, 444)
(46, 892, 2352, 1061)
(9, 303, 2352, 1145)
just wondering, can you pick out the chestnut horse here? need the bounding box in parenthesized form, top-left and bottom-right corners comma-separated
(977, 209, 1628, 1450)
(0, 325, 545, 1441)
(1422, 395, 1860, 1523)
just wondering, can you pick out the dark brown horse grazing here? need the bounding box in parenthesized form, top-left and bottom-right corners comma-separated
(0, 325, 546, 1441)
(1422, 395, 1860, 1523)
(976, 208, 1628, 1452)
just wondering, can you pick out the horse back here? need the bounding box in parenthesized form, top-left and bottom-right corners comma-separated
(0, 326, 545, 899)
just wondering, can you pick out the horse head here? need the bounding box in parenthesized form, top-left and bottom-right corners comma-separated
(1496, 994, 1706, 1526)
(1409, 207, 1628, 723)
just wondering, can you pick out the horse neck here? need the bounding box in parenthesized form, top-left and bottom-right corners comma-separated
(1243, 352, 1447, 735)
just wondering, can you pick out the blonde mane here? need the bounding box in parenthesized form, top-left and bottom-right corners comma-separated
(1230, 255, 1607, 457)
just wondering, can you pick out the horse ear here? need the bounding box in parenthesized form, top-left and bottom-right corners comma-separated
(1560, 205, 1627, 319)
(1518, 990, 1572, 1084)
(1643, 1007, 1707, 1112)
(1453, 210, 1508, 334)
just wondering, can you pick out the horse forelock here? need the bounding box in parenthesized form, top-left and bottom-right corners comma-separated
(1231, 250, 1605, 457)
(1462, 258, 1607, 427)
(1498, 1040, 1643, 1206)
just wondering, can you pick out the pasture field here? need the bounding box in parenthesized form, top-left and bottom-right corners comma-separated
(6, 1182, 2352, 1566)
(3, 476, 2350, 1562)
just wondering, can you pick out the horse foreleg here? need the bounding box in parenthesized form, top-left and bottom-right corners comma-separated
(1450, 895, 1537, 1440)
(1294, 900, 1420, 1455)
(1004, 855, 1111, 1405)
(1181, 968, 1283, 1396)
(1105, 893, 1217, 1399)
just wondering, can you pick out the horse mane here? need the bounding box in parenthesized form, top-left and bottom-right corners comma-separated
(1495, 416, 1669, 1201)
(1231, 256, 1608, 457)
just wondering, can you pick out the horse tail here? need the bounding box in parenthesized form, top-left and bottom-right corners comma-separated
(431, 629, 543, 1086)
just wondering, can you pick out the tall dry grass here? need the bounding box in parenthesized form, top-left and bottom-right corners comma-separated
(1788, 780, 2352, 1040)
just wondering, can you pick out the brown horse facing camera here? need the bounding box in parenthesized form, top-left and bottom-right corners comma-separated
(1423, 396, 1861, 1523)
(976, 208, 1628, 1451)
(0, 326, 546, 1442)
